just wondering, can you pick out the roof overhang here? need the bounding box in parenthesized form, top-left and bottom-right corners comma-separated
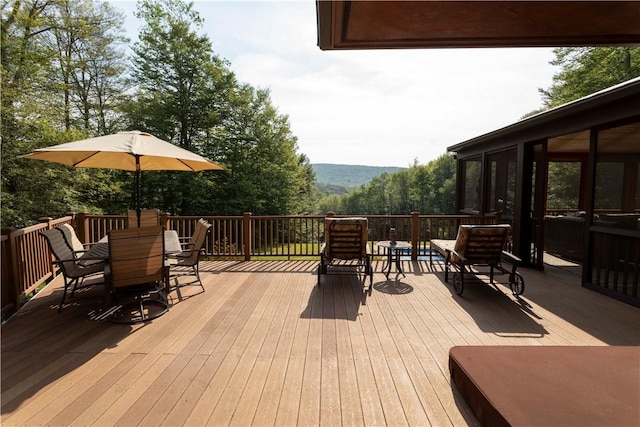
(317, 1, 640, 50)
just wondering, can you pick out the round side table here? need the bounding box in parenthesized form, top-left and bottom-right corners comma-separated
(376, 240, 412, 280)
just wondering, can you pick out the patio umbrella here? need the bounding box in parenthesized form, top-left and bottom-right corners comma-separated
(20, 130, 224, 225)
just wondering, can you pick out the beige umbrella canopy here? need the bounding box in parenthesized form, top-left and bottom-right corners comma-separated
(21, 130, 224, 225)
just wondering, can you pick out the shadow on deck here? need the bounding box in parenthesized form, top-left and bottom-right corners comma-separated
(2, 260, 638, 426)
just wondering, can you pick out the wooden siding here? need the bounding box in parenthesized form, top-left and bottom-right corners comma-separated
(2, 260, 639, 426)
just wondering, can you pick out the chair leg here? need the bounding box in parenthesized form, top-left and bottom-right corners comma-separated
(168, 261, 205, 295)
(444, 251, 451, 282)
(193, 263, 205, 292)
(58, 278, 77, 313)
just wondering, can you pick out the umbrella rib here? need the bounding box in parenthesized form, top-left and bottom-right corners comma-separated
(70, 152, 102, 167)
(177, 159, 196, 171)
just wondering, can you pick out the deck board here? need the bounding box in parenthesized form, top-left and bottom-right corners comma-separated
(2, 260, 639, 426)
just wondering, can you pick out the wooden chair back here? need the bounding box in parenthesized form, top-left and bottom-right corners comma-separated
(108, 226, 165, 289)
(451, 224, 511, 265)
(323, 217, 369, 260)
(127, 209, 160, 228)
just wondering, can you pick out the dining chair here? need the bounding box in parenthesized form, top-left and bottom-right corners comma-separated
(167, 218, 211, 295)
(57, 223, 101, 266)
(107, 226, 169, 323)
(127, 209, 160, 228)
(40, 228, 105, 312)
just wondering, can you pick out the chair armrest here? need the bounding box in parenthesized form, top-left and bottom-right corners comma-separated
(71, 249, 90, 259)
(502, 251, 522, 264)
(168, 246, 201, 259)
(452, 249, 467, 263)
(52, 256, 105, 265)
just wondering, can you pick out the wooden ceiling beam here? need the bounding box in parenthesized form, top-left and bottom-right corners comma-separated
(317, 1, 640, 50)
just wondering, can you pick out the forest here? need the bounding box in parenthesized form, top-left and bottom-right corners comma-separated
(2, 0, 640, 227)
(2, 0, 316, 227)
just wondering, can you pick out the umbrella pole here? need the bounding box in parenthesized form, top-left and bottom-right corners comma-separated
(135, 156, 141, 227)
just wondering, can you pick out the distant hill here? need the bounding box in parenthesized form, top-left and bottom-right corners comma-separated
(312, 163, 405, 188)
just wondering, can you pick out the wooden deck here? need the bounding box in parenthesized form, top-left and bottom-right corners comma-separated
(2, 260, 639, 426)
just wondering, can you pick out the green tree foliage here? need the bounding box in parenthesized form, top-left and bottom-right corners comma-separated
(539, 47, 640, 211)
(546, 162, 581, 210)
(323, 154, 456, 215)
(540, 47, 640, 108)
(2, 0, 315, 226)
(128, 0, 315, 216)
(1, 0, 130, 227)
(125, 0, 234, 215)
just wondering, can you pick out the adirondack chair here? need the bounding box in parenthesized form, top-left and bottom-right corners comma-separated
(430, 224, 524, 296)
(318, 217, 373, 297)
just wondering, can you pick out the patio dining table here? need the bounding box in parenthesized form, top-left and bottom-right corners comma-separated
(80, 229, 182, 261)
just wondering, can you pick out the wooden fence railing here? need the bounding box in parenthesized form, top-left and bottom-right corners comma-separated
(1, 216, 75, 318)
(588, 226, 640, 306)
(1, 212, 497, 319)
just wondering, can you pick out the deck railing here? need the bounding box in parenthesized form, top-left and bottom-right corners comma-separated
(1, 216, 75, 317)
(588, 226, 640, 306)
(1, 212, 498, 319)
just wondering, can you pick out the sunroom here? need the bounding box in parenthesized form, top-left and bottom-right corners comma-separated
(448, 77, 640, 306)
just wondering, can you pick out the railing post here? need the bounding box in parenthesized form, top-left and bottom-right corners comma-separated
(1, 227, 20, 317)
(66, 211, 78, 241)
(411, 211, 420, 261)
(160, 212, 170, 230)
(76, 212, 89, 244)
(243, 212, 252, 261)
(38, 217, 56, 278)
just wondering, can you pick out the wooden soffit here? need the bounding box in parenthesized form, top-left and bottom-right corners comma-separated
(317, 1, 640, 50)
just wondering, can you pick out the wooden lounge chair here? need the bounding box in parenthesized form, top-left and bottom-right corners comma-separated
(107, 226, 169, 323)
(430, 224, 524, 296)
(167, 218, 211, 295)
(40, 228, 105, 312)
(127, 209, 160, 228)
(318, 217, 373, 297)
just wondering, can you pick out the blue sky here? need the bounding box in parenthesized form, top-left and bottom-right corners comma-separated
(110, 1, 557, 167)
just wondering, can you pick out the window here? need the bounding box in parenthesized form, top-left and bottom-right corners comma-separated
(594, 162, 624, 210)
(461, 159, 481, 212)
(547, 162, 581, 211)
(487, 149, 517, 218)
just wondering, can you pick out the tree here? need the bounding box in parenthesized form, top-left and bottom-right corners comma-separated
(128, 0, 315, 216)
(126, 0, 232, 214)
(421, 154, 456, 214)
(329, 154, 456, 215)
(1, 0, 130, 227)
(540, 47, 640, 108)
(534, 47, 640, 212)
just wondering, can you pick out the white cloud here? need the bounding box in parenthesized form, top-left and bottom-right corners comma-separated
(110, 0, 557, 166)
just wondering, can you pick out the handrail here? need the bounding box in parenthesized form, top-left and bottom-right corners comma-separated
(1, 216, 74, 320)
(1, 212, 497, 320)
